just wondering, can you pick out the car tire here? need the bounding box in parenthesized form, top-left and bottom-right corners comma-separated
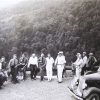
(86, 93, 100, 100)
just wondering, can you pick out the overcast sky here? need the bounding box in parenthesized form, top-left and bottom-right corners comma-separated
(0, 0, 24, 9)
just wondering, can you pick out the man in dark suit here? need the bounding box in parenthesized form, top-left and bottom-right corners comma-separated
(18, 53, 28, 80)
(8, 54, 19, 84)
(38, 53, 46, 81)
(86, 53, 97, 72)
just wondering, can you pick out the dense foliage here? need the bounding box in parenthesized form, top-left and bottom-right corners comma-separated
(0, 0, 100, 64)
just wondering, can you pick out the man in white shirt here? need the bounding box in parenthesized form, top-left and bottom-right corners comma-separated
(83, 52, 88, 65)
(46, 53, 54, 81)
(55, 51, 66, 83)
(81, 52, 88, 75)
(75, 54, 83, 79)
(72, 53, 80, 75)
(73, 53, 83, 79)
(28, 53, 38, 80)
(70, 53, 83, 90)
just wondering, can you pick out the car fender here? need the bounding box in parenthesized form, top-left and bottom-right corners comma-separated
(83, 87, 100, 99)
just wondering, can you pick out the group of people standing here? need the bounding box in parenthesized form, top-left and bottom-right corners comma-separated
(0, 50, 97, 88)
(72, 52, 97, 80)
(0, 51, 66, 87)
(71, 51, 98, 93)
(27, 51, 66, 83)
(69, 52, 99, 97)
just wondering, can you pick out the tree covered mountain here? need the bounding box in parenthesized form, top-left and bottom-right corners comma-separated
(0, 0, 100, 64)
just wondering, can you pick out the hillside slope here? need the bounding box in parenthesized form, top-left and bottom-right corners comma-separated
(0, 0, 100, 63)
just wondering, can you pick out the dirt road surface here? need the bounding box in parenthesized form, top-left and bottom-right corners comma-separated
(0, 73, 76, 100)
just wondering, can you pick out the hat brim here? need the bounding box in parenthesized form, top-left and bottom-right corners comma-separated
(58, 52, 63, 54)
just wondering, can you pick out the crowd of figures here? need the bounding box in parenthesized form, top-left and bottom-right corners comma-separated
(72, 52, 98, 79)
(69, 52, 100, 97)
(0, 50, 99, 91)
(0, 51, 66, 88)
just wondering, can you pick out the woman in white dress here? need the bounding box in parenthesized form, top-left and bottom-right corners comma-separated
(46, 53, 54, 81)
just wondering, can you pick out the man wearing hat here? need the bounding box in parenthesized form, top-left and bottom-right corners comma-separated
(81, 52, 88, 75)
(72, 53, 80, 75)
(28, 53, 38, 80)
(72, 53, 83, 74)
(75, 53, 83, 79)
(70, 53, 83, 91)
(55, 51, 66, 83)
(86, 52, 97, 71)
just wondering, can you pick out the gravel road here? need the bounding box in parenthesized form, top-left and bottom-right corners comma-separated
(0, 71, 77, 100)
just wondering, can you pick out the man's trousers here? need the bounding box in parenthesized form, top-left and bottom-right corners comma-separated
(57, 65, 64, 82)
(11, 66, 18, 83)
(30, 64, 37, 79)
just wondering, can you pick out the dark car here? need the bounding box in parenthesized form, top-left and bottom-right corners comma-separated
(68, 68, 100, 100)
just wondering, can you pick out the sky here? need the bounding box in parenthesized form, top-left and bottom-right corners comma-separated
(0, 0, 24, 9)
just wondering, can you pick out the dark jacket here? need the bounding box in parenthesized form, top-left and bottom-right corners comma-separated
(38, 57, 46, 76)
(87, 56, 97, 71)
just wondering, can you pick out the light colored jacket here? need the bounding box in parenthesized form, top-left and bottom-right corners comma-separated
(55, 56, 66, 65)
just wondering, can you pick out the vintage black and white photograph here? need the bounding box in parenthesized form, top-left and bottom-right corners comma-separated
(0, 0, 100, 100)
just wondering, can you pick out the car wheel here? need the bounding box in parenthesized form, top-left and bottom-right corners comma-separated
(86, 93, 100, 100)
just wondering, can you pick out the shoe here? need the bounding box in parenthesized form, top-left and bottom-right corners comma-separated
(48, 79, 50, 81)
(31, 77, 34, 80)
(33, 78, 36, 80)
(40, 79, 43, 82)
(49, 79, 52, 82)
(58, 81, 62, 83)
(16, 80, 19, 83)
(40, 76, 44, 81)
